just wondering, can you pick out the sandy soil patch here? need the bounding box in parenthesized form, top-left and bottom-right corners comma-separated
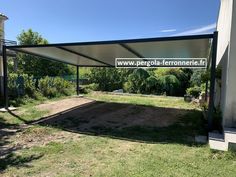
(36, 97, 95, 116)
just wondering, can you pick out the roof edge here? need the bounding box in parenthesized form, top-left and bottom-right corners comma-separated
(6, 33, 214, 49)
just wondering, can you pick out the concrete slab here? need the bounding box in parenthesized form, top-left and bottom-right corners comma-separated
(0, 107, 17, 112)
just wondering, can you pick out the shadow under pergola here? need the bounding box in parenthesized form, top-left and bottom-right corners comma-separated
(32, 101, 207, 146)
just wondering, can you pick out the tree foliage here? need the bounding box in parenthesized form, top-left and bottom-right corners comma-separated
(145, 76, 163, 94)
(154, 68, 191, 96)
(186, 86, 202, 98)
(190, 69, 206, 87)
(161, 75, 181, 96)
(16, 29, 74, 77)
(89, 68, 191, 96)
(88, 68, 131, 91)
(124, 68, 150, 93)
(38, 76, 75, 98)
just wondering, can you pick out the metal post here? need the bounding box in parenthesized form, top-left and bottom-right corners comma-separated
(205, 58, 210, 102)
(208, 31, 218, 131)
(205, 80, 208, 101)
(76, 65, 79, 95)
(2, 45, 8, 109)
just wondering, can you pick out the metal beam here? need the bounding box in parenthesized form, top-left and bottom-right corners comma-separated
(76, 66, 79, 95)
(119, 44, 144, 58)
(57, 46, 113, 67)
(205, 45, 212, 101)
(208, 31, 218, 131)
(6, 33, 214, 49)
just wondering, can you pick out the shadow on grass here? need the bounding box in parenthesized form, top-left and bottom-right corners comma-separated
(31, 101, 207, 146)
(8, 111, 29, 124)
(0, 117, 43, 172)
(0, 153, 43, 171)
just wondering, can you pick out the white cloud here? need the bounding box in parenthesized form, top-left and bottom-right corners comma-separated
(160, 29, 177, 33)
(172, 23, 216, 36)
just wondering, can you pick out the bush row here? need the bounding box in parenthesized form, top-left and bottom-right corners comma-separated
(88, 68, 193, 96)
(8, 74, 75, 99)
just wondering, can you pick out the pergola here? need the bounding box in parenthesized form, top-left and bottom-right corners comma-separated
(2, 32, 218, 130)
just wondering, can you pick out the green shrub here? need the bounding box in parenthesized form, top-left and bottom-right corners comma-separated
(123, 70, 181, 96)
(154, 68, 191, 96)
(145, 76, 162, 95)
(186, 86, 202, 98)
(160, 75, 181, 96)
(88, 68, 125, 91)
(38, 76, 75, 98)
(82, 83, 99, 93)
(8, 74, 37, 98)
(123, 68, 150, 94)
(23, 75, 37, 97)
(8, 74, 18, 97)
(190, 69, 205, 87)
(123, 81, 132, 93)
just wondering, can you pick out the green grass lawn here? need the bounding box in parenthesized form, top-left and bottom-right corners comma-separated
(1, 92, 236, 177)
(86, 92, 199, 110)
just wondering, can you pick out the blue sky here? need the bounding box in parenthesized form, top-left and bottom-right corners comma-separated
(1, 0, 220, 43)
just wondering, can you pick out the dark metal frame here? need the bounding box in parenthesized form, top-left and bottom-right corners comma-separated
(6, 33, 214, 49)
(57, 46, 113, 67)
(6, 33, 214, 68)
(119, 44, 144, 58)
(207, 31, 218, 131)
(2, 32, 218, 131)
(76, 66, 79, 95)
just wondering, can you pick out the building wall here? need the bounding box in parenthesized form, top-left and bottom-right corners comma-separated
(216, 0, 233, 65)
(215, 0, 233, 119)
(220, 46, 229, 116)
(222, 0, 236, 127)
(217, 0, 236, 127)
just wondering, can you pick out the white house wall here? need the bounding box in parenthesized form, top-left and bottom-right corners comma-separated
(222, 0, 236, 127)
(216, 0, 233, 65)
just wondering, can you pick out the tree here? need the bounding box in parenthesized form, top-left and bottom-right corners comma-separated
(124, 68, 150, 93)
(88, 68, 126, 91)
(162, 75, 180, 96)
(190, 69, 205, 87)
(145, 75, 163, 95)
(154, 68, 190, 96)
(16, 29, 74, 77)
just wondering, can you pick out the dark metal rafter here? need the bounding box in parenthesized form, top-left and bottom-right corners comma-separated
(57, 46, 113, 67)
(119, 43, 144, 58)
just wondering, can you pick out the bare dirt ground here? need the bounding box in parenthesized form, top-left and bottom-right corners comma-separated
(0, 97, 95, 157)
(36, 97, 95, 116)
(36, 98, 189, 132)
(1, 97, 190, 153)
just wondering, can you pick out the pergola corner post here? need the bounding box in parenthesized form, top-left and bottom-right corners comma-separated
(207, 31, 218, 131)
(2, 45, 8, 109)
(76, 65, 79, 95)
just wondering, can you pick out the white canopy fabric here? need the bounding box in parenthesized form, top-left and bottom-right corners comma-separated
(7, 34, 213, 67)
